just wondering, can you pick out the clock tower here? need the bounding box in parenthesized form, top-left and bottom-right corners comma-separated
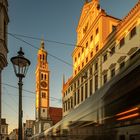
(35, 40, 52, 133)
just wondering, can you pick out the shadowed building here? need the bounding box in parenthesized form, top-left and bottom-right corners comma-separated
(1, 118, 8, 140)
(0, 0, 9, 139)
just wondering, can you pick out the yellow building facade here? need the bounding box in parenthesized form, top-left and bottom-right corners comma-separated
(62, 0, 140, 117)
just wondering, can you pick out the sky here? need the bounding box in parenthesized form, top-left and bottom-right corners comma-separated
(2, 0, 138, 133)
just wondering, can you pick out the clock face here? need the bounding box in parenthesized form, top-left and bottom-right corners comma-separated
(41, 81, 47, 88)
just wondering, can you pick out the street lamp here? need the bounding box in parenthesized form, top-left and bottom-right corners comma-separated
(11, 47, 30, 140)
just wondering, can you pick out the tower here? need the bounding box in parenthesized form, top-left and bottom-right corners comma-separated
(35, 40, 52, 133)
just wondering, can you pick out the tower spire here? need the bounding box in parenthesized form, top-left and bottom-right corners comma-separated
(62, 74, 65, 88)
(40, 38, 45, 49)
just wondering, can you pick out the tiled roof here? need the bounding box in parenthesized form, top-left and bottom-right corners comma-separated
(49, 107, 62, 125)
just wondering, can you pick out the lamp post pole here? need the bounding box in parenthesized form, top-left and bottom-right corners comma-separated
(18, 76, 23, 140)
(11, 47, 30, 140)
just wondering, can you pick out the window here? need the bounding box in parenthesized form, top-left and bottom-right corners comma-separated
(71, 97, 73, 108)
(44, 74, 46, 80)
(86, 42, 88, 48)
(90, 79, 93, 96)
(120, 61, 125, 69)
(81, 86, 83, 102)
(110, 46, 115, 56)
(85, 83, 88, 99)
(86, 57, 88, 63)
(81, 76, 83, 83)
(77, 79, 80, 86)
(77, 89, 80, 104)
(75, 70, 77, 75)
(42, 92, 46, 98)
(78, 66, 80, 71)
(90, 67, 93, 75)
(130, 26, 136, 39)
(65, 101, 67, 111)
(120, 37, 125, 48)
(103, 53, 107, 62)
(111, 68, 115, 78)
(78, 52, 80, 58)
(90, 51, 93, 58)
(95, 75, 98, 91)
(96, 28, 99, 35)
(95, 62, 98, 71)
(96, 45, 99, 52)
(68, 99, 70, 110)
(2, 128, 5, 133)
(40, 55, 42, 60)
(43, 109, 45, 113)
(74, 93, 76, 106)
(41, 73, 43, 80)
(82, 48, 84, 53)
(71, 85, 73, 91)
(103, 74, 107, 84)
(112, 25, 116, 31)
(42, 54, 45, 61)
(90, 35, 93, 42)
(74, 83, 76, 88)
(75, 57, 77, 62)
(82, 62, 84, 67)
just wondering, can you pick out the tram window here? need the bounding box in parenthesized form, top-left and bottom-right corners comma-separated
(119, 135, 125, 140)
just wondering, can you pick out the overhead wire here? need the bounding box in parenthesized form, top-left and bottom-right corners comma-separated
(8, 32, 83, 48)
(1, 83, 62, 101)
(8, 33, 73, 67)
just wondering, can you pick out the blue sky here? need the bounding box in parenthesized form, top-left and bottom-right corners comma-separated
(2, 0, 138, 133)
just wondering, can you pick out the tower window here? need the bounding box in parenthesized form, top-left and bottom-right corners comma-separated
(40, 55, 42, 60)
(43, 109, 45, 113)
(42, 92, 46, 98)
(44, 74, 46, 80)
(41, 73, 43, 80)
(42, 54, 45, 61)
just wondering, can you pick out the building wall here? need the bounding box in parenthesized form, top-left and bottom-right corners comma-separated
(62, 0, 140, 117)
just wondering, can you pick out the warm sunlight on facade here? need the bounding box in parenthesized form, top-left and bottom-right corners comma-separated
(62, 0, 140, 117)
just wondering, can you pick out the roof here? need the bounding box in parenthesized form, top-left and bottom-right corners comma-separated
(49, 107, 62, 125)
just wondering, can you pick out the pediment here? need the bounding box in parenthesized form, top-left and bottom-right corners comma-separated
(77, 0, 99, 31)
(77, 2, 93, 30)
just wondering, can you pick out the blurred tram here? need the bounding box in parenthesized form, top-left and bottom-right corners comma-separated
(31, 55, 140, 140)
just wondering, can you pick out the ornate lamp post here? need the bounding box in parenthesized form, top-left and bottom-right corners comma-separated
(11, 47, 30, 140)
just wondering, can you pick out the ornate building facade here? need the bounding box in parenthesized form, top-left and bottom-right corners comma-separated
(61, 0, 140, 139)
(35, 40, 62, 134)
(0, 0, 9, 138)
